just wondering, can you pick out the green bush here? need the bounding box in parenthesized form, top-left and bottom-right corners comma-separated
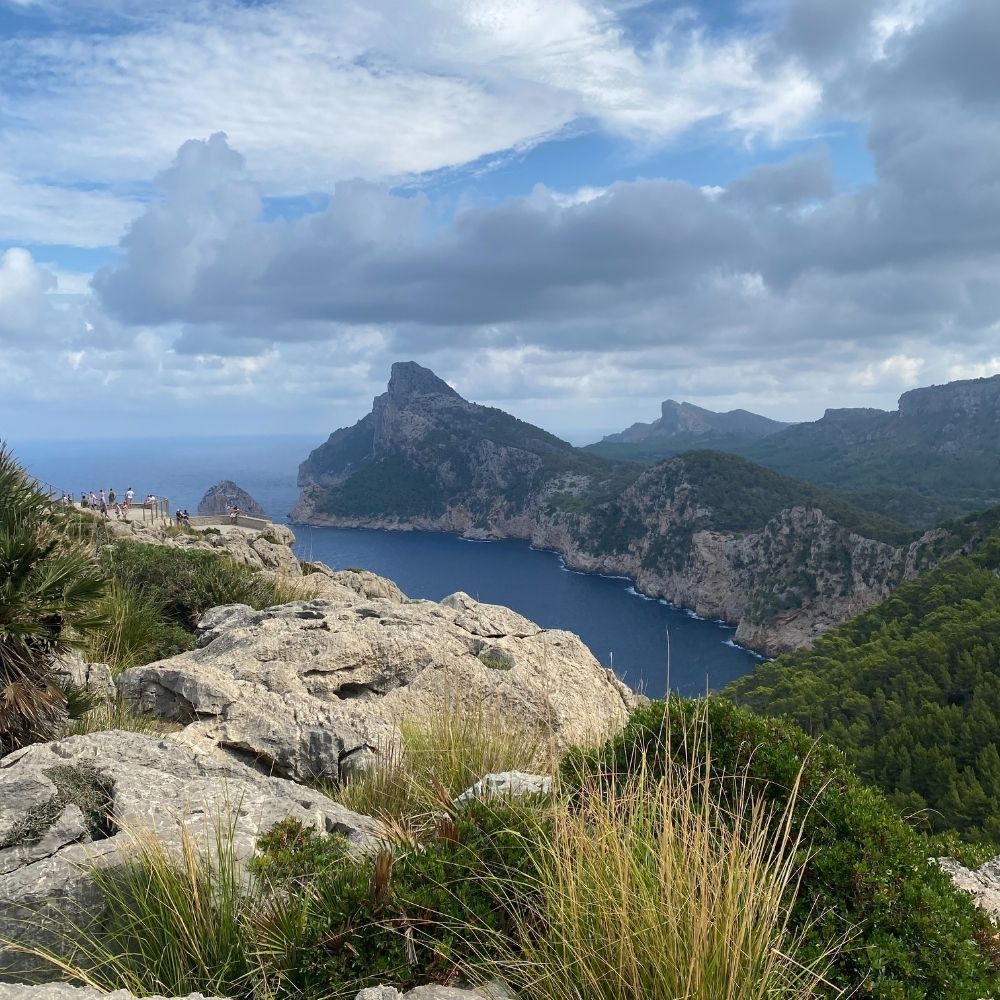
(250, 801, 545, 997)
(563, 697, 1000, 1000)
(478, 648, 515, 671)
(92, 541, 305, 668)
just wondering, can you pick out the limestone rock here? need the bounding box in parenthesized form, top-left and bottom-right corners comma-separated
(0, 988, 226, 1000)
(103, 517, 302, 578)
(937, 856, 1000, 918)
(50, 653, 115, 703)
(0, 731, 378, 980)
(455, 771, 553, 805)
(118, 590, 634, 784)
(197, 480, 267, 518)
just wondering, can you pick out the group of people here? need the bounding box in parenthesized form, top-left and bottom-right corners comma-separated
(175, 508, 192, 526)
(80, 487, 138, 521)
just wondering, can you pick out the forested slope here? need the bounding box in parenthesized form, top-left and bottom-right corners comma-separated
(728, 524, 1000, 839)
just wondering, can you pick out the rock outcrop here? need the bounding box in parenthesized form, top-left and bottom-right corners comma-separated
(118, 584, 634, 783)
(103, 515, 302, 577)
(0, 731, 377, 980)
(455, 771, 554, 804)
(938, 856, 1000, 919)
(292, 362, 970, 655)
(197, 480, 267, 518)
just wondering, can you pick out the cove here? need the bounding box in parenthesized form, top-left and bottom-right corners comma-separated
(294, 524, 762, 699)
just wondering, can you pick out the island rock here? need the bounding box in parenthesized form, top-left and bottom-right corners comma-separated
(197, 480, 267, 518)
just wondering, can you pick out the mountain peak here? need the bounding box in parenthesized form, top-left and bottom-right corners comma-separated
(387, 361, 461, 402)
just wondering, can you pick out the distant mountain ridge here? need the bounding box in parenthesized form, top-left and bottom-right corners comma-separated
(733, 373, 1000, 525)
(293, 362, 991, 655)
(601, 399, 789, 444)
(590, 373, 1000, 526)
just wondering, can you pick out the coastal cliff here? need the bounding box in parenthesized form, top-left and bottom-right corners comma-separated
(293, 363, 976, 655)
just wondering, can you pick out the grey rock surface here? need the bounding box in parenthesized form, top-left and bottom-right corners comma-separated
(937, 856, 1000, 918)
(197, 480, 267, 518)
(118, 585, 633, 784)
(50, 653, 115, 703)
(0, 730, 377, 981)
(455, 771, 554, 804)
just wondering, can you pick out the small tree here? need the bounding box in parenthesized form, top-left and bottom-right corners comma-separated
(0, 445, 106, 753)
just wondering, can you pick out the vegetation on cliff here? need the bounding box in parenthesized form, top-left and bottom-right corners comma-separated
(729, 523, 1000, 841)
(593, 375, 1000, 528)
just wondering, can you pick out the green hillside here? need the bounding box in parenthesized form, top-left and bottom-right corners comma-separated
(728, 512, 1000, 839)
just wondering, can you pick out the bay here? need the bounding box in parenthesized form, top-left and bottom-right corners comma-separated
(10, 435, 761, 698)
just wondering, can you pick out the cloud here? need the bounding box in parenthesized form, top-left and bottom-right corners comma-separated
(0, 0, 822, 250)
(5, 0, 1000, 442)
(0, 248, 63, 342)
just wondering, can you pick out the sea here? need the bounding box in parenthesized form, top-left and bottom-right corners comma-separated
(10, 434, 763, 699)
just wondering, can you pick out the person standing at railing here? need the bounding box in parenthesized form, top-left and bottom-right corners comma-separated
(124, 487, 134, 515)
(108, 488, 116, 507)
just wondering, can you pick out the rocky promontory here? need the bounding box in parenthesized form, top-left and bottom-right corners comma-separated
(291, 362, 975, 655)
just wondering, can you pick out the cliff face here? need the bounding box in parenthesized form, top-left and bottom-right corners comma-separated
(294, 363, 969, 655)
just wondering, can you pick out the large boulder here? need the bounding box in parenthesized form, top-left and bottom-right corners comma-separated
(0, 730, 377, 981)
(118, 584, 635, 784)
(197, 480, 267, 518)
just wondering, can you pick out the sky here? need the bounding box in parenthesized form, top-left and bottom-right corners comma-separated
(1, 0, 999, 444)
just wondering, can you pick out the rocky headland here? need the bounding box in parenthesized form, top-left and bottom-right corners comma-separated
(291, 362, 987, 655)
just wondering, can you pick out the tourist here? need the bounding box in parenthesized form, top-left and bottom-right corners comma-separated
(97, 489, 108, 518)
(124, 486, 134, 512)
(230, 505, 240, 524)
(108, 487, 116, 506)
(181, 509, 191, 527)
(89, 491, 98, 509)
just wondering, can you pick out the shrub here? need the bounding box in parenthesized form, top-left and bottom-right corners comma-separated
(563, 697, 1000, 1000)
(0, 763, 113, 849)
(478, 648, 515, 671)
(249, 801, 546, 998)
(0, 446, 108, 752)
(94, 541, 305, 667)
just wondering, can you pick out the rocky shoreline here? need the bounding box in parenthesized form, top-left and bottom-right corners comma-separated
(289, 497, 939, 657)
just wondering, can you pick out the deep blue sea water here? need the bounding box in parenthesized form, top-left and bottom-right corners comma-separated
(10, 435, 762, 698)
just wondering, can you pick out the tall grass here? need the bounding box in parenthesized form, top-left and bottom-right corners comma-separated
(84, 578, 195, 672)
(335, 699, 554, 829)
(22, 814, 265, 1000)
(497, 722, 840, 1000)
(61, 694, 173, 738)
